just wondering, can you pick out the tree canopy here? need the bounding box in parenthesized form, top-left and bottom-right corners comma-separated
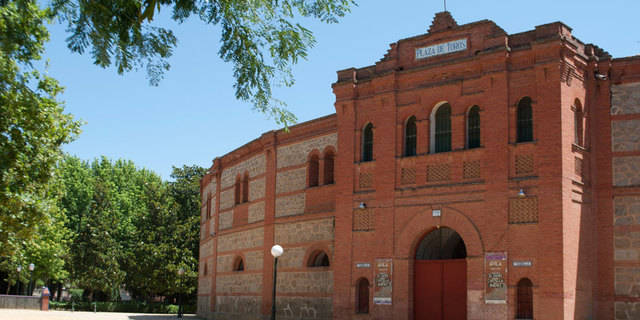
(51, 0, 356, 125)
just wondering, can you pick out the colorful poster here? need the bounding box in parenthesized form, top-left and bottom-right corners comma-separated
(373, 258, 393, 305)
(485, 252, 507, 304)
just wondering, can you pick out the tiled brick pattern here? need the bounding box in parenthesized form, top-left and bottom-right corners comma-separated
(217, 254, 233, 273)
(276, 167, 306, 194)
(275, 218, 334, 244)
(249, 177, 265, 201)
(463, 160, 481, 179)
(401, 167, 416, 184)
(353, 209, 374, 231)
(277, 271, 333, 294)
(515, 154, 534, 175)
(615, 267, 640, 297)
(200, 239, 214, 258)
(245, 250, 264, 271)
(198, 278, 211, 295)
(217, 227, 264, 253)
(275, 297, 332, 320)
(220, 154, 266, 189)
(219, 210, 233, 230)
(219, 189, 234, 211)
(616, 302, 640, 320)
(276, 133, 337, 169)
(614, 230, 640, 261)
(216, 273, 262, 293)
(611, 82, 640, 115)
(613, 156, 640, 187)
(427, 164, 450, 182)
(197, 295, 209, 316)
(275, 193, 305, 217)
(215, 296, 262, 320)
(277, 246, 307, 269)
(248, 201, 265, 223)
(359, 172, 373, 188)
(612, 120, 640, 152)
(509, 197, 538, 224)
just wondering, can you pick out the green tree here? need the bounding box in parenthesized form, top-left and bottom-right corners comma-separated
(50, 0, 356, 125)
(0, 0, 81, 257)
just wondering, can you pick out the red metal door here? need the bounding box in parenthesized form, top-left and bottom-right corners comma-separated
(414, 259, 466, 320)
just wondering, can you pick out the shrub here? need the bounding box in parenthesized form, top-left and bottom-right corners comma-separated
(49, 301, 196, 313)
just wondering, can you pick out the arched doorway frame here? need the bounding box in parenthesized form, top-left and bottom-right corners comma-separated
(396, 206, 485, 320)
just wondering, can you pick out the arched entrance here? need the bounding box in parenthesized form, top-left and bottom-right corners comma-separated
(414, 227, 467, 320)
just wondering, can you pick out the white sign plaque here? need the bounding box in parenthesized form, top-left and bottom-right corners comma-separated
(416, 39, 468, 60)
(512, 261, 532, 267)
(432, 209, 441, 217)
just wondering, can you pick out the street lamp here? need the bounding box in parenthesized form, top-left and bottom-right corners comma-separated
(16, 266, 22, 295)
(28, 263, 35, 296)
(270, 245, 284, 320)
(177, 267, 185, 319)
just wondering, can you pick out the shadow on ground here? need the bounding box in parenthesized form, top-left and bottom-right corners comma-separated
(128, 315, 201, 320)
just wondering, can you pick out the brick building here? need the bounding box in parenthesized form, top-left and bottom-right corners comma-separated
(197, 12, 640, 320)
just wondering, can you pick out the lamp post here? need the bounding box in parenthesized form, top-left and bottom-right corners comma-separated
(177, 267, 185, 319)
(28, 263, 35, 296)
(16, 266, 22, 295)
(270, 245, 284, 320)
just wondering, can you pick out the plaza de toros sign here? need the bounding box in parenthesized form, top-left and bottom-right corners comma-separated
(415, 38, 467, 60)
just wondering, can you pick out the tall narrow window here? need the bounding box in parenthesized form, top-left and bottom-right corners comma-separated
(324, 150, 335, 185)
(234, 176, 241, 205)
(308, 154, 319, 187)
(242, 172, 249, 203)
(404, 116, 417, 156)
(435, 104, 452, 153)
(467, 106, 480, 149)
(517, 97, 533, 142)
(362, 123, 374, 162)
(574, 100, 583, 146)
(356, 278, 369, 314)
(517, 278, 533, 319)
(206, 193, 212, 219)
(233, 257, 244, 272)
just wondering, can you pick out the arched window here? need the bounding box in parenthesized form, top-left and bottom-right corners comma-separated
(356, 278, 370, 314)
(308, 250, 330, 267)
(323, 150, 335, 185)
(517, 97, 533, 142)
(517, 278, 533, 319)
(234, 176, 241, 205)
(467, 106, 480, 149)
(242, 172, 249, 203)
(362, 123, 374, 162)
(434, 103, 452, 153)
(404, 116, 417, 156)
(308, 154, 319, 187)
(574, 99, 583, 146)
(233, 257, 244, 272)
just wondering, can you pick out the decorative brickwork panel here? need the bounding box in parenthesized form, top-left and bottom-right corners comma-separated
(244, 250, 264, 271)
(615, 302, 640, 320)
(200, 223, 206, 240)
(509, 197, 538, 224)
(277, 271, 333, 294)
(209, 219, 215, 237)
(277, 133, 338, 169)
(463, 161, 481, 179)
(427, 164, 450, 182)
(219, 189, 234, 211)
(612, 120, 640, 152)
(277, 247, 307, 269)
(611, 82, 640, 115)
(614, 230, 640, 261)
(401, 167, 416, 185)
(220, 154, 266, 189)
(275, 297, 332, 320)
(217, 255, 233, 273)
(197, 295, 209, 315)
(200, 239, 215, 258)
(216, 274, 263, 293)
(201, 177, 217, 203)
(198, 278, 211, 296)
(219, 210, 233, 230)
(248, 201, 265, 223)
(575, 157, 583, 178)
(615, 266, 640, 297)
(249, 177, 265, 201)
(215, 296, 262, 320)
(275, 193, 305, 217)
(276, 167, 306, 194)
(613, 156, 640, 187)
(359, 172, 373, 188)
(275, 218, 334, 244)
(217, 227, 264, 253)
(353, 209, 374, 231)
(615, 196, 640, 226)
(515, 154, 534, 175)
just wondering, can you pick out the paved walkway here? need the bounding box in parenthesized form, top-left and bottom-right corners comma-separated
(0, 309, 202, 320)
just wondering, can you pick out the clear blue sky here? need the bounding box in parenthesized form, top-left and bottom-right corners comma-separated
(44, 0, 639, 180)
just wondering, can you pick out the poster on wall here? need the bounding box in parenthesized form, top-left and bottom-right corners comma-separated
(485, 252, 507, 304)
(373, 258, 393, 305)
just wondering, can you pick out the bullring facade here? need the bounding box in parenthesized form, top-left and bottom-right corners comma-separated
(197, 12, 640, 320)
